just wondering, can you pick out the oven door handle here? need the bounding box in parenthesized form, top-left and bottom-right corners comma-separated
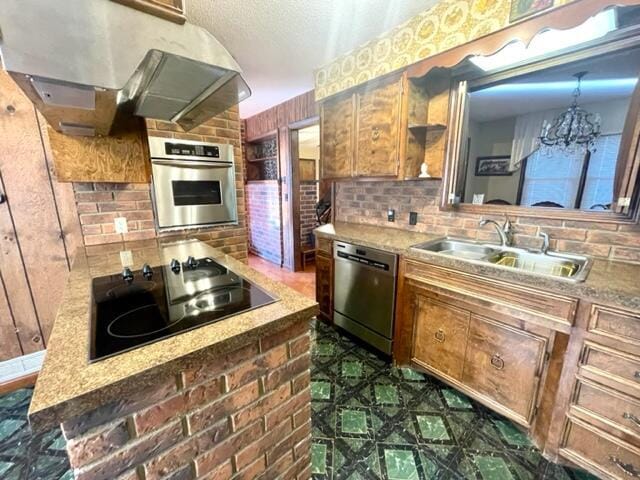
(151, 159, 233, 168)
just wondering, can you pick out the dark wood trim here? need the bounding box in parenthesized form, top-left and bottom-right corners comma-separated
(111, 0, 186, 24)
(575, 151, 591, 209)
(0, 372, 37, 396)
(516, 157, 528, 206)
(407, 0, 640, 79)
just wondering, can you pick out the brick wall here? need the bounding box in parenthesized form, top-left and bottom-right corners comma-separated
(246, 181, 283, 265)
(62, 320, 312, 480)
(300, 182, 318, 247)
(335, 179, 640, 263)
(71, 108, 249, 261)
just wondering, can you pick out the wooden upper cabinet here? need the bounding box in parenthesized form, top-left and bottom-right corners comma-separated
(111, 0, 186, 24)
(321, 94, 354, 179)
(355, 77, 402, 177)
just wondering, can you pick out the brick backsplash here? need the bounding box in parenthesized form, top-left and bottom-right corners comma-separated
(335, 179, 640, 263)
(62, 320, 312, 480)
(246, 181, 283, 264)
(70, 109, 249, 261)
(300, 182, 318, 247)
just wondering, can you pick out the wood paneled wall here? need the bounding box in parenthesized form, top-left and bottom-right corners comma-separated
(244, 91, 318, 141)
(0, 71, 82, 360)
(243, 91, 319, 271)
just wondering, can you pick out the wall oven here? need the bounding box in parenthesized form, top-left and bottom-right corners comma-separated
(149, 136, 238, 231)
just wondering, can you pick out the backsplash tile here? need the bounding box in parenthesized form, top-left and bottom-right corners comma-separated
(335, 179, 640, 263)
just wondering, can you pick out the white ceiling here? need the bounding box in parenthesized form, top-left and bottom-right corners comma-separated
(185, 0, 437, 118)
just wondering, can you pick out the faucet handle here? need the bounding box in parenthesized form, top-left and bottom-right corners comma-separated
(538, 231, 550, 254)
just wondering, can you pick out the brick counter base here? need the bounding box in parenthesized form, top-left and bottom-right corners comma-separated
(61, 321, 312, 480)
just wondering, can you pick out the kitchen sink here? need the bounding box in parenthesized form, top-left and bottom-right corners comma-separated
(410, 238, 591, 282)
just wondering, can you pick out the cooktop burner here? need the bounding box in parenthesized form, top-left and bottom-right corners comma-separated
(90, 257, 277, 361)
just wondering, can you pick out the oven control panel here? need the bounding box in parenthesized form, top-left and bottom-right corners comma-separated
(164, 142, 220, 158)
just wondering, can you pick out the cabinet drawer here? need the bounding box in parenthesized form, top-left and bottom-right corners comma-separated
(561, 417, 640, 480)
(572, 379, 640, 445)
(462, 315, 546, 424)
(588, 305, 640, 345)
(404, 260, 577, 332)
(412, 296, 470, 381)
(316, 237, 332, 254)
(580, 342, 640, 394)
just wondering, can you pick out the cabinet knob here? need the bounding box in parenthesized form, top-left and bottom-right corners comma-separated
(434, 329, 445, 343)
(372, 126, 380, 141)
(490, 354, 504, 370)
(610, 456, 640, 477)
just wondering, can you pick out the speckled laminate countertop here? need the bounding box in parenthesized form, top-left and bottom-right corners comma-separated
(29, 239, 318, 430)
(315, 222, 640, 311)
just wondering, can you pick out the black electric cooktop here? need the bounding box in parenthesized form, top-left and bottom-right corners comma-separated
(90, 256, 277, 362)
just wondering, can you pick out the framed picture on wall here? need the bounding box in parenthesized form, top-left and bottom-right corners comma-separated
(475, 156, 513, 176)
(509, 0, 554, 23)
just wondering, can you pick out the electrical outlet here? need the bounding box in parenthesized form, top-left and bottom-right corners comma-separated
(114, 217, 128, 234)
(119, 250, 133, 267)
(409, 212, 418, 225)
(387, 209, 395, 222)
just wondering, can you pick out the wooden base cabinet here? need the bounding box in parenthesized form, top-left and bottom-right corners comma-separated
(315, 237, 333, 322)
(408, 284, 549, 428)
(462, 315, 547, 425)
(412, 297, 469, 381)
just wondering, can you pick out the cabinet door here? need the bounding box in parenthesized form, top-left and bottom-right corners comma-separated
(355, 78, 402, 177)
(463, 314, 547, 424)
(316, 252, 333, 322)
(321, 94, 354, 179)
(411, 295, 470, 381)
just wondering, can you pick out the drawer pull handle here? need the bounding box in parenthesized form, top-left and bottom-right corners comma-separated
(635, 371, 640, 380)
(434, 329, 445, 343)
(623, 412, 640, 428)
(491, 354, 504, 370)
(610, 456, 640, 477)
(372, 126, 380, 141)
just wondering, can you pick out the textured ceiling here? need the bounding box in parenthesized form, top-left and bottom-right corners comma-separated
(185, 0, 438, 118)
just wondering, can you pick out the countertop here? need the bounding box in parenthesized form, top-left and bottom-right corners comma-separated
(315, 222, 640, 311)
(29, 239, 318, 430)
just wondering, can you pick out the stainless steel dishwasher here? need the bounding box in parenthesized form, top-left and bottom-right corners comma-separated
(333, 241, 398, 354)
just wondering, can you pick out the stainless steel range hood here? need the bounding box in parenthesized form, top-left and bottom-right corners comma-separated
(0, 0, 251, 136)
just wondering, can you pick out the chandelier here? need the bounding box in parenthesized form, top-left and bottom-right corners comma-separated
(539, 71, 602, 155)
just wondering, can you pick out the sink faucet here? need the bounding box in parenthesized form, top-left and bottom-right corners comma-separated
(538, 231, 550, 255)
(479, 217, 513, 247)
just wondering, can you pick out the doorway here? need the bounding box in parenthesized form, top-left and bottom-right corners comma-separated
(288, 121, 320, 271)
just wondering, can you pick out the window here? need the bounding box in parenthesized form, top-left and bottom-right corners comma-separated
(520, 134, 621, 209)
(581, 134, 620, 209)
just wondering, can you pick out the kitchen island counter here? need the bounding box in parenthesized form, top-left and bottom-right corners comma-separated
(29, 239, 317, 480)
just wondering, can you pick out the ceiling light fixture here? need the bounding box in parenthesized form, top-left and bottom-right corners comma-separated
(539, 72, 601, 155)
(469, 9, 617, 72)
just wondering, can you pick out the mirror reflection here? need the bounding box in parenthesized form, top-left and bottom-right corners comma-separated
(459, 44, 639, 210)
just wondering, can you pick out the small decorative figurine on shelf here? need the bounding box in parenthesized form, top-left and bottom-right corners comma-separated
(418, 162, 431, 178)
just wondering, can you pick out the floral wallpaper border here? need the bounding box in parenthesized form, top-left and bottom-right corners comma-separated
(314, 0, 576, 101)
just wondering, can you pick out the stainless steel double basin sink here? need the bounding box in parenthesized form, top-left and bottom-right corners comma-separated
(410, 238, 592, 282)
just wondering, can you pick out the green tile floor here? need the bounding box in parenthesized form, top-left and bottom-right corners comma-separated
(0, 320, 598, 479)
(309, 320, 597, 480)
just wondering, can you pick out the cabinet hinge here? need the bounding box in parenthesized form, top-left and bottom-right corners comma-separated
(532, 406, 539, 419)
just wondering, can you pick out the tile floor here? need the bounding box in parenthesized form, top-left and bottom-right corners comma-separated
(0, 320, 596, 479)
(308, 320, 595, 480)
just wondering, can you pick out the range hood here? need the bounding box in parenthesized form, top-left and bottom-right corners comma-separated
(0, 0, 251, 136)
